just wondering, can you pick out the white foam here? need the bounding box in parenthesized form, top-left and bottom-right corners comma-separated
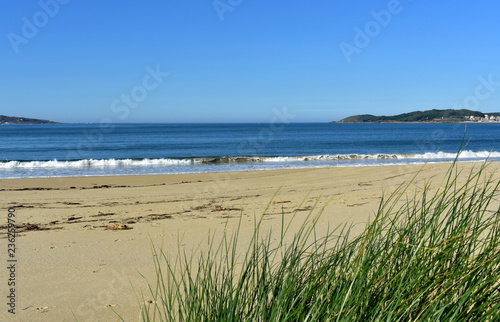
(0, 150, 498, 170)
(410, 151, 500, 159)
(261, 154, 403, 162)
(0, 158, 193, 169)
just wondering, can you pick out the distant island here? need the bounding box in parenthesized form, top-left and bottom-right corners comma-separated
(334, 109, 500, 123)
(0, 115, 60, 124)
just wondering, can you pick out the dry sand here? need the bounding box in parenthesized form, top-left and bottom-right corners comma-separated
(0, 162, 498, 321)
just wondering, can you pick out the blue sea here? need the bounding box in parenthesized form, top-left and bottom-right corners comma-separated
(0, 123, 499, 178)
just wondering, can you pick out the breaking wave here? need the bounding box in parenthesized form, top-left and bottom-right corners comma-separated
(1, 151, 499, 169)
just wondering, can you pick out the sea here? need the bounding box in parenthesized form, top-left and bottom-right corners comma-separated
(0, 123, 499, 179)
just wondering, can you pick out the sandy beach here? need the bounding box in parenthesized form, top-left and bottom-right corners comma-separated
(1, 162, 498, 321)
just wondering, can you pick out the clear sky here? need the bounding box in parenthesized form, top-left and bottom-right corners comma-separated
(1, 0, 499, 123)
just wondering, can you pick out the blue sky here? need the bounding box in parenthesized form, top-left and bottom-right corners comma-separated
(1, 0, 499, 123)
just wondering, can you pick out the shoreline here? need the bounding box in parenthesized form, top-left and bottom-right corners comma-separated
(0, 161, 439, 180)
(1, 158, 498, 180)
(0, 159, 490, 181)
(1, 162, 498, 321)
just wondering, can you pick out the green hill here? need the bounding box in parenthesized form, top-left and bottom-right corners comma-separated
(0, 115, 60, 124)
(335, 109, 495, 123)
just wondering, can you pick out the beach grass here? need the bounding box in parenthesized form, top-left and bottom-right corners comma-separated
(139, 162, 499, 321)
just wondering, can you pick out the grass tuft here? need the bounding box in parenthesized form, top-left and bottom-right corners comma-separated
(140, 162, 499, 321)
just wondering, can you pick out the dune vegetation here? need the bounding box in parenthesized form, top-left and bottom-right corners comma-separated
(139, 162, 499, 321)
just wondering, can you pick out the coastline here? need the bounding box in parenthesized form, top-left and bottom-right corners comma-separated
(1, 162, 498, 321)
(3, 153, 500, 180)
(330, 121, 500, 124)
